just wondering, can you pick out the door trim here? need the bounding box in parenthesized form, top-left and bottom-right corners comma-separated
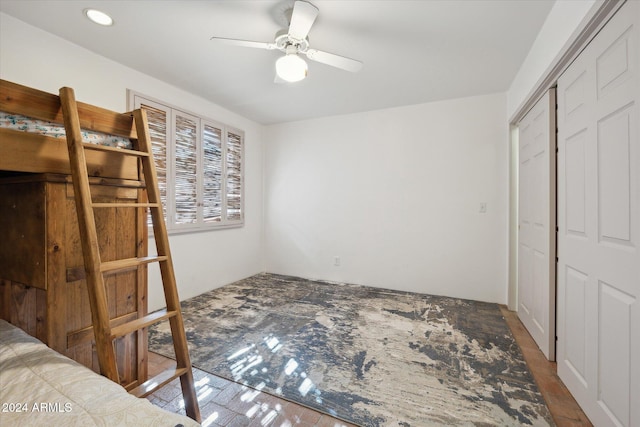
(509, 0, 625, 125)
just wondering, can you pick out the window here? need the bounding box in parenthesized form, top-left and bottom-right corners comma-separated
(130, 92, 244, 232)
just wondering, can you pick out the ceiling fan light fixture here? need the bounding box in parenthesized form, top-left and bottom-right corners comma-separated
(276, 53, 308, 82)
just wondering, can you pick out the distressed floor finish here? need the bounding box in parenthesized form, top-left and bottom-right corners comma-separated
(149, 273, 554, 426)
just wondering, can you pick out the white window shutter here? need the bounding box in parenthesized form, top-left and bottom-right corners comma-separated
(132, 91, 244, 232)
(225, 130, 243, 222)
(173, 112, 198, 225)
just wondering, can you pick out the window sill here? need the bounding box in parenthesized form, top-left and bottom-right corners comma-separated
(148, 222, 244, 237)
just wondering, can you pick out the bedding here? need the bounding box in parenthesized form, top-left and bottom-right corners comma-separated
(0, 111, 132, 149)
(0, 320, 199, 427)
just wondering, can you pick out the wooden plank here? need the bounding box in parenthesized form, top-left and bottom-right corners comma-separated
(136, 186, 149, 384)
(0, 280, 10, 321)
(65, 266, 85, 283)
(83, 176, 146, 189)
(35, 287, 47, 343)
(65, 245, 99, 374)
(69, 340, 98, 375)
(0, 171, 68, 185)
(64, 192, 88, 334)
(0, 281, 48, 343)
(66, 264, 141, 282)
(0, 130, 72, 174)
(66, 181, 141, 200)
(120, 135, 145, 387)
(83, 143, 149, 157)
(0, 181, 47, 289)
(93, 194, 118, 348)
(116, 201, 137, 317)
(110, 309, 176, 338)
(92, 202, 159, 208)
(100, 256, 168, 273)
(115, 195, 137, 386)
(0, 129, 139, 179)
(0, 79, 137, 139)
(46, 181, 68, 354)
(8, 282, 37, 336)
(129, 367, 189, 398)
(66, 312, 138, 349)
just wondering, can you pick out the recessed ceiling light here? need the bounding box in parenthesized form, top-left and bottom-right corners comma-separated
(84, 8, 113, 26)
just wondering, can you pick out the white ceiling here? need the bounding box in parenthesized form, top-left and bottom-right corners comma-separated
(0, 0, 554, 124)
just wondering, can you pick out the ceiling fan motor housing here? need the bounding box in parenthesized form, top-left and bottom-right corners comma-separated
(275, 29, 309, 53)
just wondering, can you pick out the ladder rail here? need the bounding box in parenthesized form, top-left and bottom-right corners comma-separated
(60, 88, 201, 423)
(59, 87, 120, 382)
(133, 110, 182, 323)
(133, 109, 200, 421)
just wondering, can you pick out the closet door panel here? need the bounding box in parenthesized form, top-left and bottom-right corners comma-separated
(557, 2, 639, 426)
(517, 88, 556, 361)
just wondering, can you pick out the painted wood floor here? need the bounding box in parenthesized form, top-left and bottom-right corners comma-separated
(146, 306, 590, 427)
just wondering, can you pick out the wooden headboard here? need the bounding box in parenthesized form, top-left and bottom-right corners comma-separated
(0, 79, 139, 179)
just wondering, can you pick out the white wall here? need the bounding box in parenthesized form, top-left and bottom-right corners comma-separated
(264, 93, 509, 304)
(0, 13, 265, 310)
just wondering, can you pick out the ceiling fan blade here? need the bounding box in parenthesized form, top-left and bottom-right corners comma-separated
(210, 36, 276, 50)
(288, 0, 319, 41)
(305, 49, 363, 73)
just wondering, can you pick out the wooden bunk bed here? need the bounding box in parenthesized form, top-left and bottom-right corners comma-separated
(0, 79, 148, 388)
(0, 79, 201, 423)
(0, 79, 139, 178)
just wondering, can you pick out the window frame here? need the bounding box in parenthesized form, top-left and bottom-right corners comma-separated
(128, 90, 245, 233)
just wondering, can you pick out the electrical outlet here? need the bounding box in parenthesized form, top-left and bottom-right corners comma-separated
(479, 202, 487, 213)
(334, 256, 340, 266)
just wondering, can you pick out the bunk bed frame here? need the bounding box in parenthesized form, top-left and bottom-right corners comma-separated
(0, 78, 147, 397)
(0, 79, 203, 424)
(0, 78, 203, 423)
(0, 79, 138, 179)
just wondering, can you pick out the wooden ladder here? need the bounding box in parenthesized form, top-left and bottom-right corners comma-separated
(59, 87, 201, 423)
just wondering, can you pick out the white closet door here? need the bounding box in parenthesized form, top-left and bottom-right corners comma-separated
(557, 1, 639, 426)
(517, 89, 556, 361)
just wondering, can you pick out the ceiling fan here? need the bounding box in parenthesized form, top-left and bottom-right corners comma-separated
(210, 0, 363, 82)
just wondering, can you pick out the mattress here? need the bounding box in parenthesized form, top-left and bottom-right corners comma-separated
(0, 111, 132, 149)
(0, 319, 199, 427)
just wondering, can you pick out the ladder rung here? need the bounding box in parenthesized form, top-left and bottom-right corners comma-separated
(101, 256, 168, 273)
(129, 367, 190, 398)
(92, 202, 161, 208)
(111, 309, 177, 338)
(82, 142, 149, 157)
